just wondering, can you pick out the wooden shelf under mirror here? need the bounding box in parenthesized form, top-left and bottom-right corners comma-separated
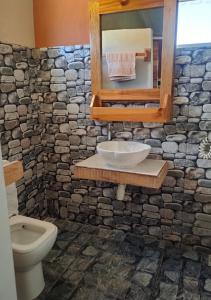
(3, 161, 24, 186)
(90, 93, 171, 122)
(89, 0, 178, 123)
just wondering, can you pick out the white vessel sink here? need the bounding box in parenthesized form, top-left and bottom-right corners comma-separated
(97, 141, 151, 168)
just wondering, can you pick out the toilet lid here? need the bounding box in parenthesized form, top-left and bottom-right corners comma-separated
(3, 161, 19, 217)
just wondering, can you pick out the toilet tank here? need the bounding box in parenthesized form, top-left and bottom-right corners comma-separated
(3, 161, 19, 217)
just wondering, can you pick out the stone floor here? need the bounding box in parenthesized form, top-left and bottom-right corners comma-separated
(37, 219, 211, 300)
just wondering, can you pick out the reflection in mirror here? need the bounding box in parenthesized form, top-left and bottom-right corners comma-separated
(101, 7, 163, 90)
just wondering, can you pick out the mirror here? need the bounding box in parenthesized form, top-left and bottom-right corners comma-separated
(89, 0, 178, 123)
(101, 7, 164, 90)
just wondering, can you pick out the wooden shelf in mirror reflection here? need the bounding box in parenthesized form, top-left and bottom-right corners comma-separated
(74, 155, 168, 189)
(90, 94, 171, 122)
(3, 161, 24, 186)
(100, 88, 160, 102)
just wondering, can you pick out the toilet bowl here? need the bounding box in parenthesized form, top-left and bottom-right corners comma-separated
(4, 160, 58, 300)
(10, 215, 57, 300)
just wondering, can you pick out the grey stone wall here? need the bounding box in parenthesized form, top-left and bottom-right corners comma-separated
(0, 43, 45, 215)
(42, 45, 211, 251)
(1, 42, 211, 250)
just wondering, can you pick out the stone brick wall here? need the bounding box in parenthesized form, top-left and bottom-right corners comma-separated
(0, 43, 45, 215)
(1, 42, 211, 250)
(42, 45, 211, 251)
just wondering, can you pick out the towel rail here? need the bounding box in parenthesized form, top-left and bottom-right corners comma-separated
(102, 48, 151, 62)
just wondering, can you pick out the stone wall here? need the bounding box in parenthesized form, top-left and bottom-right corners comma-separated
(0, 43, 45, 215)
(1, 42, 211, 250)
(41, 45, 211, 251)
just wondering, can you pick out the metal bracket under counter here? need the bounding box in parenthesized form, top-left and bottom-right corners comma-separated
(74, 154, 168, 189)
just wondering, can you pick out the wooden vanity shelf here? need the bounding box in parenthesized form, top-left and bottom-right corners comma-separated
(3, 161, 24, 186)
(90, 93, 171, 122)
(74, 154, 168, 189)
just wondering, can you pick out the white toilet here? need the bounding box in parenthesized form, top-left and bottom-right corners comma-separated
(5, 169, 58, 300)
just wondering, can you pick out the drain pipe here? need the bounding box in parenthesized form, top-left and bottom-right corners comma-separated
(117, 184, 126, 201)
(107, 123, 126, 200)
(107, 123, 112, 141)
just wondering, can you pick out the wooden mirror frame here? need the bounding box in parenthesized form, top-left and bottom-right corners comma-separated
(89, 0, 178, 122)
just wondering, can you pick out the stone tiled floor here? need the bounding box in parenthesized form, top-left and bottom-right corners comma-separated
(37, 219, 211, 300)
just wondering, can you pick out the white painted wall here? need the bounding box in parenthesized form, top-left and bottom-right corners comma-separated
(0, 147, 17, 300)
(0, 0, 35, 48)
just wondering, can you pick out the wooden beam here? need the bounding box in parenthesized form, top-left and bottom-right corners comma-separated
(99, 0, 164, 14)
(160, 0, 178, 117)
(3, 161, 24, 186)
(89, 0, 101, 95)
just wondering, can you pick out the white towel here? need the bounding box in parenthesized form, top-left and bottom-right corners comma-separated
(105, 52, 136, 81)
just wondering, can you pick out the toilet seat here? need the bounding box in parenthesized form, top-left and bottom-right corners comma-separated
(10, 215, 57, 255)
(10, 215, 57, 300)
(4, 169, 58, 300)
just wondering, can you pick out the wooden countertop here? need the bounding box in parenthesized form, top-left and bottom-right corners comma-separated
(74, 154, 168, 189)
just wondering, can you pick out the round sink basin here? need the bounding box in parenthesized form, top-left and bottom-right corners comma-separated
(97, 141, 151, 168)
